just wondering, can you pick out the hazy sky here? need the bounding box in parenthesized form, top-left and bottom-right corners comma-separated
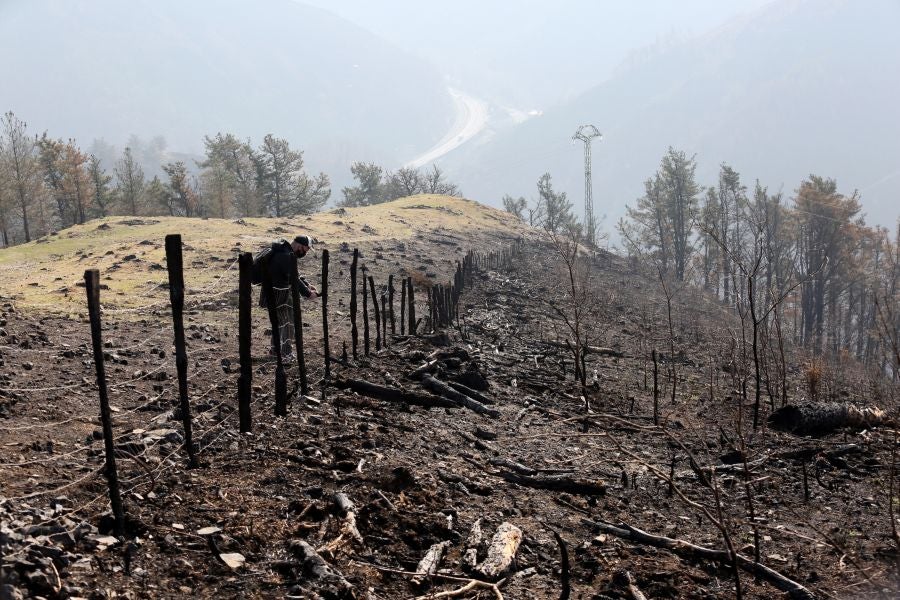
(298, 0, 774, 106)
(1, 0, 894, 231)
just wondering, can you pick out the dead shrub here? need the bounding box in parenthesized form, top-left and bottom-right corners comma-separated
(408, 269, 433, 290)
(805, 359, 823, 402)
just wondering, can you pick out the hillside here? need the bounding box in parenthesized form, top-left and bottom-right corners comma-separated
(1, 199, 898, 598)
(442, 0, 900, 229)
(0, 0, 454, 174)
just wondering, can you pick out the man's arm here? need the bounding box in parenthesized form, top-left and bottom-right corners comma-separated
(298, 275, 318, 298)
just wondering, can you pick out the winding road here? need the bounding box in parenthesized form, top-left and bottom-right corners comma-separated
(404, 87, 489, 169)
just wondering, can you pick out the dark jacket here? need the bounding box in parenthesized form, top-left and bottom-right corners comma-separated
(253, 240, 312, 307)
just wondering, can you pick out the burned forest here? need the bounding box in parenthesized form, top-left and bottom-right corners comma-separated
(0, 196, 898, 600)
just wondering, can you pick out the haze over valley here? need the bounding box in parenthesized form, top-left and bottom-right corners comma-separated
(3, 0, 897, 235)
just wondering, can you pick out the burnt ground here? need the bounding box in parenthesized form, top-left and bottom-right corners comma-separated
(1, 230, 899, 599)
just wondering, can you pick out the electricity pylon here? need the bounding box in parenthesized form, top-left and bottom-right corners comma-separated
(572, 125, 602, 246)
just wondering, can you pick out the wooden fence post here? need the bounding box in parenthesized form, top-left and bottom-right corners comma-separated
(368, 275, 381, 351)
(381, 292, 388, 347)
(428, 285, 438, 333)
(362, 265, 370, 355)
(400, 278, 407, 335)
(290, 254, 308, 396)
(260, 254, 287, 417)
(164, 234, 198, 468)
(238, 253, 252, 433)
(84, 269, 126, 535)
(321, 249, 331, 382)
(350, 249, 359, 360)
(388, 274, 395, 336)
(447, 284, 453, 325)
(445, 285, 452, 327)
(408, 277, 416, 335)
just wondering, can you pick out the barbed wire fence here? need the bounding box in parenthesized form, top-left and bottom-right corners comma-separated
(0, 232, 523, 538)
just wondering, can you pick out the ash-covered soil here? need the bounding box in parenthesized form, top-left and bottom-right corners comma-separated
(1, 230, 898, 599)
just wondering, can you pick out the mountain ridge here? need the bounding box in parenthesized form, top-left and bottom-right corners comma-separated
(442, 0, 900, 230)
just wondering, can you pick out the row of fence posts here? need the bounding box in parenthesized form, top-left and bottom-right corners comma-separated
(429, 243, 521, 329)
(84, 233, 199, 534)
(84, 235, 521, 535)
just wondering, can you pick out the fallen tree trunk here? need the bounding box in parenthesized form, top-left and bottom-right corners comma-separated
(498, 471, 606, 496)
(447, 381, 495, 405)
(422, 374, 500, 418)
(712, 444, 864, 477)
(408, 359, 439, 380)
(332, 377, 458, 410)
(321, 493, 364, 554)
(476, 522, 521, 580)
(413, 540, 452, 585)
(542, 340, 626, 358)
(583, 519, 817, 600)
(462, 519, 482, 570)
(769, 403, 891, 435)
(289, 540, 355, 599)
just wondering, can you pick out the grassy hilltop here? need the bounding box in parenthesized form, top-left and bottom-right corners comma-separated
(0, 195, 528, 313)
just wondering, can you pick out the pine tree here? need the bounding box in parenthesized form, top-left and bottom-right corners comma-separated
(1, 112, 42, 242)
(538, 173, 575, 234)
(658, 147, 700, 281)
(114, 147, 146, 216)
(202, 133, 262, 217)
(341, 162, 384, 207)
(89, 155, 113, 217)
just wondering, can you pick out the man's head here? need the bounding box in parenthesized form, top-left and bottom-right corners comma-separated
(291, 235, 312, 258)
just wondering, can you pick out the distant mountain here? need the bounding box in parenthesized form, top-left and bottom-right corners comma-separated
(441, 0, 900, 231)
(0, 0, 454, 183)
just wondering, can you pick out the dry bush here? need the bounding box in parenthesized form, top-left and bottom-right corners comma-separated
(408, 269, 433, 290)
(805, 358, 823, 402)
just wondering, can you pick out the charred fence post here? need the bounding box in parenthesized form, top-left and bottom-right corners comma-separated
(430, 284, 437, 328)
(362, 266, 370, 355)
(321, 249, 331, 383)
(260, 254, 287, 417)
(350, 249, 358, 360)
(444, 283, 453, 325)
(435, 285, 441, 330)
(400, 278, 407, 336)
(164, 234, 198, 468)
(381, 291, 388, 346)
(432, 285, 439, 329)
(237, 253, 253, 433)
(408, 277, 417, 335)
(290, 254, 308, 396)
(428, 286, 437, 333)
(368, 275, 381, 351)
(84, 269, 126, 536)
(388, 274, 395, 336)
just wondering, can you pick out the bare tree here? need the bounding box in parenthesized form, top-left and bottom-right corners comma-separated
(502, 194, 527, 220)
(546, 221, 595, 400)
(386, 166, 423, 198)
(421, 164, 461, 197)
